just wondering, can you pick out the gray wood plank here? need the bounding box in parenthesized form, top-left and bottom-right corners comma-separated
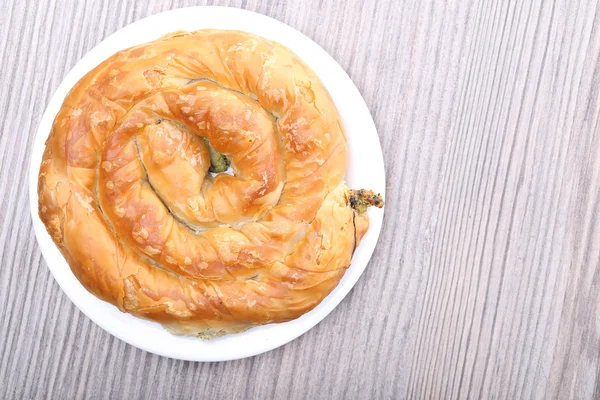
(2, 0, 600, 398)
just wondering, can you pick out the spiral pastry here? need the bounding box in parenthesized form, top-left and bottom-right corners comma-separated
(38, 30, 384, 336)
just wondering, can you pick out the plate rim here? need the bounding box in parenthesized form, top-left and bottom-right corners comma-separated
(28, 5, 386, 362)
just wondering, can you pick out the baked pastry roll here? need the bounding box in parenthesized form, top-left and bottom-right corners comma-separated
(38, 30, 383, 336)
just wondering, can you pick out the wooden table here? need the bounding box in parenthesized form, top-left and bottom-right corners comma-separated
(2, 0, 600, 398)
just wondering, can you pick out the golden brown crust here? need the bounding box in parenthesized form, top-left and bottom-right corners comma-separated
(38, 30, 381, 335)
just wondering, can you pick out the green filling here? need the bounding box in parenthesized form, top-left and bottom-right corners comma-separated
(347, 189, 384, 214)
(348, 196, 371, 214)
(205, 140, 230, 173)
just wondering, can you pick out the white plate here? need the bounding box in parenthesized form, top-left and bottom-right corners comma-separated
(28, 6, 385, 362)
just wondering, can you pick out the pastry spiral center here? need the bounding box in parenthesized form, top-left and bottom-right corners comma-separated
(97, 81, 290, 279)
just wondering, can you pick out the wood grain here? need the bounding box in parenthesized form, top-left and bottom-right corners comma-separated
(2, 0, 600, 398)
